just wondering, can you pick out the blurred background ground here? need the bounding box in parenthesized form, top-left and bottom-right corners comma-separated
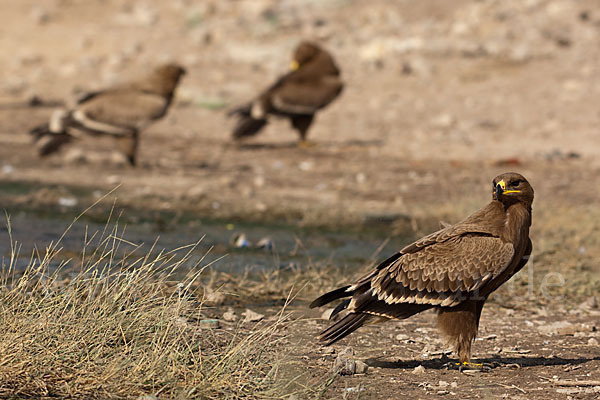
(0, 0, 599, 398)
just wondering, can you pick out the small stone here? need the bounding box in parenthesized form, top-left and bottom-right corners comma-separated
(205, 290, 225, 305)
(431, 113, 455, 129)
(253, 175, 266, 187)
(30, 7, 51, 24)
(413, 365, 425, 374)
(450, 382, 458, 388)
(222, 309, 237, 322)
(335, 357, 367, 375)
(333, 347, 364, 375)
(298, 160, 313, 171)
(588, 338, 599, 346)
(334, 357, 356, 375)
(243, 308, 264, 323)
(438, 380, 449, 388)
(355, 360, 368, 374)
(58, 197, 78, 207)
(2, 165, 14, 175)
(395, 334, 409, 341)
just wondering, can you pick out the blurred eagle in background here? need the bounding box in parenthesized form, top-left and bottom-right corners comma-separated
(229, 41, 343, 145)
(30, 63, 186, 166)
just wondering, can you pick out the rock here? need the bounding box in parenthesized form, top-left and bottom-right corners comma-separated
(438, 380, 449, 388)
(395, 333, 409, 341)
(58, 197, 78, 207)
(243, 308, 264, 323)
(333, 347, 367, 375)
(537, 321, 576, 335)
(431, 113, 455, 129)
(205, 289, 225, 305)
(355, 360, 368, 374)
(588, 338, 599, 346)
(30, 7, 51, 25)
(298, 160, 313, 171)
(222, 309, 237, 322)
(2, 165, 14, 175)
(253, 175, 266, 187)
(334, 357, 355, 375)
(413, 365, 425, 374)
(401, 56, 432, 76)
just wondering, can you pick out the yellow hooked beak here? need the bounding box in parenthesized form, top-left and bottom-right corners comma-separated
(290, 60, 299, 70)
(496, 179, 521, 195)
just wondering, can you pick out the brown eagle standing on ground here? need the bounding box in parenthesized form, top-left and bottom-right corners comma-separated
(228, 41, 343, 145)
(29, 63, 186, 166)
(311, 172, 534, 368)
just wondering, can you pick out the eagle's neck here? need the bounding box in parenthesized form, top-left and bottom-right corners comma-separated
(502, 202, 531, 246)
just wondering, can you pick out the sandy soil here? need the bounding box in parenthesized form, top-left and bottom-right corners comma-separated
(0, 0, 599, 398)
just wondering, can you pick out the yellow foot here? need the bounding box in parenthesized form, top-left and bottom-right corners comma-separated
(298, 140, 317, 148)
(443, 361, 496, 372)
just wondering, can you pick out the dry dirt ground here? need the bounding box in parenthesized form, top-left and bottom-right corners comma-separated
(0, 0, 599, 399)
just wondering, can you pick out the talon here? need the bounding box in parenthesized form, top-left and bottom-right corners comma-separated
(458, 361, 495, 372)
(442, 362, 462, 370)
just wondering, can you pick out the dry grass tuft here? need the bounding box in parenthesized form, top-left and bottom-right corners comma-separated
(0, 214, 307, 399)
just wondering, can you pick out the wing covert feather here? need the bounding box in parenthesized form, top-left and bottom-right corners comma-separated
(371, 235, 514, 307)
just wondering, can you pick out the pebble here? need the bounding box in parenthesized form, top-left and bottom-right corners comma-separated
(243, 308, 264, 323)
(413, 365, 425, 374)
(205, 290, 225, 305)
(58, 197, 78, 207)
(2, 165, 14, 175)
(333, 347, 368, 375)
(298, 161, 313, 171)
(431, 113, 455, 129)
(588, 338, 599, 346)
(222, 309, 237, 322)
